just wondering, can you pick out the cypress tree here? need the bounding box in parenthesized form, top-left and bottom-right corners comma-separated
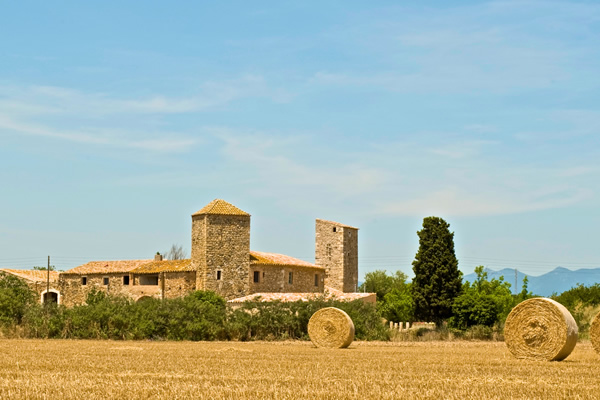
(411, 216, 462, 325)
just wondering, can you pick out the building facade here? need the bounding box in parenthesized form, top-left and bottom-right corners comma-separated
(11, 199, 372, 306)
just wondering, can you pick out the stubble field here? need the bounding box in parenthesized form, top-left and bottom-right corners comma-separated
(1, 339, 599, 399)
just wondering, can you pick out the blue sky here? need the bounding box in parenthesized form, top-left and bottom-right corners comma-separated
(1, 1, 599, 280)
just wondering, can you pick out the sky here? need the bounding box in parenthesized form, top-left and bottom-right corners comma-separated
(1, 1, 599, 281)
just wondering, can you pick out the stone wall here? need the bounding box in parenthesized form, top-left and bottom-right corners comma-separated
(315, 219, 359, 292)
(343, 228, 359, 292)
(191, 213, 251, 300)
(249, 265, 324, 293)
(162, 271, 196, 299)
(26, 281, 61, 304)
(60, 273, 134, 307)
(60, 271, 197, 305)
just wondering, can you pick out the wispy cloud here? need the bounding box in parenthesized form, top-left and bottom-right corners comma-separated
(201, 128, 597, 218)
(428, 140, 498, 159)
(0, 114, 199, 152)
(0, 75, 289, 152)
(0, 75, 284, 117)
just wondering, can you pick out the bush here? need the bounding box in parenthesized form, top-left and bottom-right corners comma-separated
(450, 266, 513, 329)
(0, 272, 37, 326)
(227, 297, 389, 341)
(3, 287, 389, 341)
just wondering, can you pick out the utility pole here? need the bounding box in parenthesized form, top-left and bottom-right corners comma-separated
(515, 268, 518, 295)
(46, 255, 50, 304)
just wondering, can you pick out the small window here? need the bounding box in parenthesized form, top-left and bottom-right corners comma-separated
(288, 272, 293, 284)
(315, 274, 319, 287)
(333, 227, 337, 232)
(81, 277, 87, 285)
(103, 277, 109, 285)
(140, 275, 158, 285)
(253, 271, 260, 283)
(216, 270, 222, 280)
(123, 275, 130, 285)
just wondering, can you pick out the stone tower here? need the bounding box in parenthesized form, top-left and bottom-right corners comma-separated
(191, 199, 251, 300)
(315, 219, 358, 292)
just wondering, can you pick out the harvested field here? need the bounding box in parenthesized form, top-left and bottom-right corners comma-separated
(1, 340, 600, 399)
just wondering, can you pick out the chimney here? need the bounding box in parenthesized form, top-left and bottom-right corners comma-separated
(154, 253, 163, 262)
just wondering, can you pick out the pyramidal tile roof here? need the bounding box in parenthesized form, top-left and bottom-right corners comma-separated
(192, 199, 250, 216)
(316, 219, 358, 230)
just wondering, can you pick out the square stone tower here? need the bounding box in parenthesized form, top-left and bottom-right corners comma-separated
(315, 219, 358, 292)
(191, 199, 251, 300)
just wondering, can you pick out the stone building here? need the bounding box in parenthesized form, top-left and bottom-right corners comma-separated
(15, 199, 374, 305)
(315, 219, 359, 293)
(0, 269, 60, 304)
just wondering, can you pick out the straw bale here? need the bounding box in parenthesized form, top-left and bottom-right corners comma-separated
(590, 311, 600, 355)
(504, 297, 578, 361)
(307, 307, 354, 348)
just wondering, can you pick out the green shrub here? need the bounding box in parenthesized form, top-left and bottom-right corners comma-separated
(0, 272, 37, 326)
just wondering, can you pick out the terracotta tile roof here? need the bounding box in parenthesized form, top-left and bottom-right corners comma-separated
(316, 219, 358, 230)
(250, 251, 323, 269)
(131, 259, 194, 274)
(228, 287, 375, 304)
(0, 269, 59, 283)
(192, 199, 250, 216)
(63, 260, 152, 275)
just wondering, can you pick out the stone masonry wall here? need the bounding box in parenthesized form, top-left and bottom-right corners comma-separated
(26, 281, 61, 304)
(191, 214, 251, 300)
(315, 220, 358, 292)
(343, 228, 359, 292)
(60, 273, 134, 307)
(191, 214, 208, 290)
(162, 271, 196, 299)
(249, 265, 324, 294)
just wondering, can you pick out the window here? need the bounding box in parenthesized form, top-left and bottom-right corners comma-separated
(140, 275, 159, 285)
(288, 272, 293, 284)
(216, 270, 222, 280)
(253, 271, 260, 283)
(333, 227, 337, 232)
(103, 277, 109, 285)
(326, 244, 332, 258)
(123, 275, 130, 285)
(81, 277, 87, 285)
(315, 274, 319, 287)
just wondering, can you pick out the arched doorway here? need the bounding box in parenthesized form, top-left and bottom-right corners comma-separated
(136, 296, 153, 303)
(41, 289, 60, 304)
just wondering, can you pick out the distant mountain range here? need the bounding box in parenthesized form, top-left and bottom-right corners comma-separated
(463, 267, 600, 297)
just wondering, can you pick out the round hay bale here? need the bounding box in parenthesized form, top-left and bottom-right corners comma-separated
(589, 311, 600, 355)
(307, 307, 355, 349)
(504, 297, 578, 361)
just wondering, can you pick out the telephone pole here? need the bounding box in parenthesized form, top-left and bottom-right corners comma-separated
(515, 268, 518, 295)
(46, 255, 50, 304)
